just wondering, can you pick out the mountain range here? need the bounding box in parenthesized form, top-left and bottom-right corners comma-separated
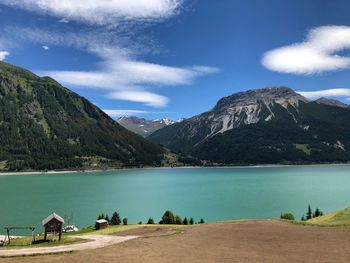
(1, 61, 350, 170)
(0, 61, 165, 171)
(148, 87, 350, 165)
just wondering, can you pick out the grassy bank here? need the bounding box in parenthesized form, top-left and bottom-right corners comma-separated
(2, 235, 84, 249)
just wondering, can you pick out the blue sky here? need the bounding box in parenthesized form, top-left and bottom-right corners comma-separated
(1, 0, 350, 120)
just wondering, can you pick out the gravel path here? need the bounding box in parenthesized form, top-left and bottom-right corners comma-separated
(0, 234, 138, 257)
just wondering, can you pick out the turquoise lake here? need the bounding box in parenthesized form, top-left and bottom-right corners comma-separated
(1, 165, 350, 234)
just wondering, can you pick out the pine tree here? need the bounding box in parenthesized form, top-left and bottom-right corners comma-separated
(162, 210, 175, 224)
(175, 215, 182, 225)
(147, 218, 155, 224)
(110, 211, 121, 225)
(313, 208, 323, 218)
(189, 217, 194, 225)
(306, 205, 313, 220)
(183, 217, 188, 225)
(199, 218, 205, 224)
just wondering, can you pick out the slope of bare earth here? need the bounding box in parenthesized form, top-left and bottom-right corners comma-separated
(2, 220, 350, 263)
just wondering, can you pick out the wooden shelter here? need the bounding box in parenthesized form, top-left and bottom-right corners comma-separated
(95, 219, 108, 230)
(42, 213, 65, 241)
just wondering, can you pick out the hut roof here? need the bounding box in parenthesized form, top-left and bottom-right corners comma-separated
(42, 213, 65, 226)
(96, 219, 108, 224)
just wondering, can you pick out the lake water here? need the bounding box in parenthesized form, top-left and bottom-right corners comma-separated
(1, 165, 350, 234)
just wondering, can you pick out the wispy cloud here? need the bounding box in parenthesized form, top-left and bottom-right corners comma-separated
(298, 88, 350, 100)
(40, 60, 219, 89)
(8, 26, 219, 107)
(0, 0, 219, 108)
(103, 109, 150, 117)
(262, 26, 350, 75)
(58, 18, 69, 24)
(107, 90, 169, 107)
(0, 0, 183, 26)
(0, 51, 9, 61)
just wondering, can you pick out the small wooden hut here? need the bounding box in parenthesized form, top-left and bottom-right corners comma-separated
(95, 219, 108, 230)
(42, 213, 65, 241)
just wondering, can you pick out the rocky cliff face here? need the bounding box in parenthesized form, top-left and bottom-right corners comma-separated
(193, 87, 308, 138)
(148, 87, 350, 164)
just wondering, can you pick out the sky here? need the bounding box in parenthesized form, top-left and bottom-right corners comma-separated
(1, 0, 350, 120)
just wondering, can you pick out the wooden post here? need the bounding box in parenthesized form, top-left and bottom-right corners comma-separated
(44, 230, 47, 241)
(32, 228, 35, 243)
(7, 228, 10, 245)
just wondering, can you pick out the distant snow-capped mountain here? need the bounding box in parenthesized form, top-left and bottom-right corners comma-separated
(117, 116, 184, 137)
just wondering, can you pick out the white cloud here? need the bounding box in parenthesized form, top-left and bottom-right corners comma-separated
(21, 27, 219, 108)
(0, 2, 219, 108)
(108, 90, 169, 107)
(41, 60, 219, 89)
(0, 50, 9, 61)
(0, 0, 182, 26)
(262, 26, 350, 75)
(298, 88, 350, 100)
(103, 109, 149, 117)
(58, 18, 69, 23)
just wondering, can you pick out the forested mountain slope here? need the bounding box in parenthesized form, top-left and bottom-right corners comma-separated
(0, 61, 164, 171)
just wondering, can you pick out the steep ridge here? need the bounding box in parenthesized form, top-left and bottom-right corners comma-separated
(0, 61, 164, 171)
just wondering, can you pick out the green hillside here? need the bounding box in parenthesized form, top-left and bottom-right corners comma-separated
(307, 207, 350, 226)
(0, 61, 165, 171)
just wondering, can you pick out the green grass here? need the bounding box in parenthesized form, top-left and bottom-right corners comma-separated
(294, 144, 311, 155)
(281, 207, 350, 227)
(307, 207, 350, 226)
(68, 224, 188, 236)
(2, 235, 84, 249)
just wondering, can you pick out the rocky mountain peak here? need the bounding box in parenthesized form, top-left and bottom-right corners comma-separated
(214, 87, 308, 110)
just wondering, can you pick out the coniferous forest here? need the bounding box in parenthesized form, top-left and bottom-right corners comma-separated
(0, 61, 164, 171)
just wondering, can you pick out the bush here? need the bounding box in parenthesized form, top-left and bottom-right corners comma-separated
(280, 212, 295, 220)
(199, 218, 205, 224)
(147, 218, 155, 224)
(123, 218, 128, 225)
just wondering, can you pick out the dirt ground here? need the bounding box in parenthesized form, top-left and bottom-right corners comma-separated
(2, 220, 350, 263)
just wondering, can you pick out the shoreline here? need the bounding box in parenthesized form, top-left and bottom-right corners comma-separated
(0, 162, 349, 177)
